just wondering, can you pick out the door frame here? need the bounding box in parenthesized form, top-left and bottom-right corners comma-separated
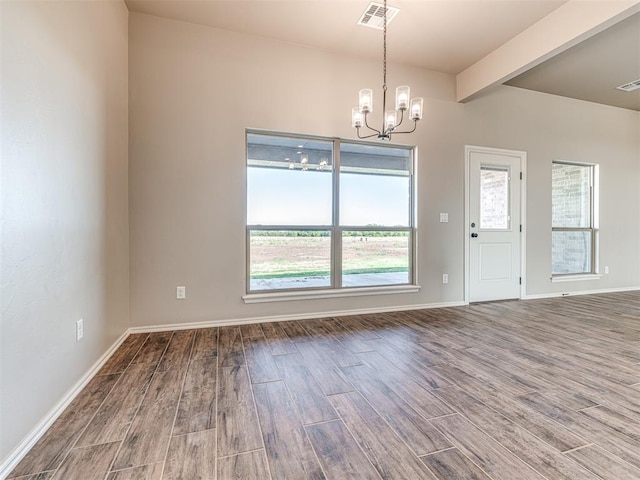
(464, 145, 527, 304)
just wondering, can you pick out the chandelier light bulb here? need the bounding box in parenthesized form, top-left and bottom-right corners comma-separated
(396, 86, 410, 111)
(359, 89, 373, 114)
(385, 110, 397, 131)
(352, 107, 363, 128)
(410, 98, 424, 121)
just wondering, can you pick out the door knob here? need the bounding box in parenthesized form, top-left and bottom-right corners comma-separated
(471, 233, 478, 238)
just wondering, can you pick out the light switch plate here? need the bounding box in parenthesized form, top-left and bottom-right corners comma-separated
(440, 213, 449, 223)
(177, 286, 186, 299)
(76, 319, 84, 342)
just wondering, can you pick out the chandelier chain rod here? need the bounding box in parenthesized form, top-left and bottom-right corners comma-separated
(381, 0, 388, 134)
(383, 0, 387, 92)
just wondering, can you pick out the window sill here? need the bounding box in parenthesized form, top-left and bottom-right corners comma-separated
(243, 284, 421, 304)
(551, 274, 602, 283)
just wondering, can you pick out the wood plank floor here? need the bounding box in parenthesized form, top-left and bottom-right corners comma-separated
(9, 291, 640, 480)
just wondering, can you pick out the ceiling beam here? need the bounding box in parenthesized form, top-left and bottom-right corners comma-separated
(456, 0, 640, 102)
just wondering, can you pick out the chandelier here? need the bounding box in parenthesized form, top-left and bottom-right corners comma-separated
(351, 0, 423, 141)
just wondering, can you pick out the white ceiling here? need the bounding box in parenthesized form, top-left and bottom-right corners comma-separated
(125, 0, 640, 110)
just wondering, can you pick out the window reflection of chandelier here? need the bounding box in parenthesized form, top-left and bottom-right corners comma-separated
(287, 154, 328, 172)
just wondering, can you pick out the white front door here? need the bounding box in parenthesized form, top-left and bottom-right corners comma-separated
(468, 147, 523, 302)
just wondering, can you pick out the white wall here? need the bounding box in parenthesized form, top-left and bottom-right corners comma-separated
(128, 12, 640, 328)
(0, 0, 129, 464)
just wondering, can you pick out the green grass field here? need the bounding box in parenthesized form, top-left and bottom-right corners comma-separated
(250, 235, 409, 279)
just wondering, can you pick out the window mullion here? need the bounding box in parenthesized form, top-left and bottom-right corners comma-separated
(333, 139, 342, 289)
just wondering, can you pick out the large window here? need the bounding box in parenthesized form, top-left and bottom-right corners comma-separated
(551, 161, 598, 276)
(246, 131, 415, 293)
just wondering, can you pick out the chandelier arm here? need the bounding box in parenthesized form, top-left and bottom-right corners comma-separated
(363, 113, 382, 136)
(387, 119, 418, 135)
(356, 129, 381, 140)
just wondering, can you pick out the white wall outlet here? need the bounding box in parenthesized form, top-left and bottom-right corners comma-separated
(604, 266, 609, 274)
(176, 286, 186, 299)
(439, 213, 449, 223)
(442, 273, 449, 284)
(76, 318, 84, 342)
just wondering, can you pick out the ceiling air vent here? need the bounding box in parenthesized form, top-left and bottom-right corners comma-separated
(616, 79, 640, 92)
(357, 2, 399, 30)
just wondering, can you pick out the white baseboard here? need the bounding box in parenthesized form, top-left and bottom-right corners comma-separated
(0, 331, 130, 480)
(128, 300, 468, 333)
(523, 285, 640, 300)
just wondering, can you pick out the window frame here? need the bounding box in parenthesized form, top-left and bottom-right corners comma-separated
(551, 160, 600, 279)
(244, 129, 418, 299)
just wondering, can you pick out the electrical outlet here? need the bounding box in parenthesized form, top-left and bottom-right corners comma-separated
(177, 286, 186, 299)
(442, 273, 449, 284)
(604, 266, 609, 274)
(76, 319, 84, 342)
(439, 213, 449, 223)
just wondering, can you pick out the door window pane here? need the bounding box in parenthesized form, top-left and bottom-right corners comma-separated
(341, 231, 410, 287)
(247, 134, 333, 225)
(340, 143, 411, 227)
(552, 231, 592, 275)
(249, 230, 331, 291)
(480, 166, 509, 229)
